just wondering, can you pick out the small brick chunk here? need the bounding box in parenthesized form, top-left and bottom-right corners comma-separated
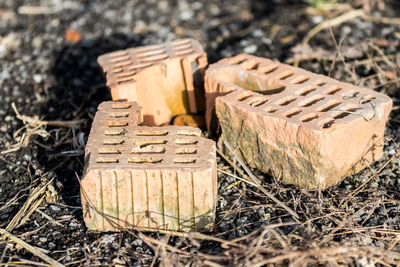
(81, 103, 217, 232)
(206, 54, 392, 189)
(97, 39, 208, 126)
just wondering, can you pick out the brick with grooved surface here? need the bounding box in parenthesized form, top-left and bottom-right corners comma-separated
(81, 102, 216, 231)
(97, 39, 208, 126)
(206, 54, 392, 189)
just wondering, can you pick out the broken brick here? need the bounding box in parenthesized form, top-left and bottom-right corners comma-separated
(65, 29, 82, 43)
(173, 114, 205, 128)
(97, 39, 208, 126)
(81, 102, 217, 231)
(206, 54, 392, 189)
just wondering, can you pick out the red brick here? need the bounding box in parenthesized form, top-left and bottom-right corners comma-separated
(81, 102, 217, 231)
(206, 54, 392, 189)
(97, 39, 208, 126)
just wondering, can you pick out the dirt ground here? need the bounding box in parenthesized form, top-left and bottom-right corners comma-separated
(0, 0, 399, 266)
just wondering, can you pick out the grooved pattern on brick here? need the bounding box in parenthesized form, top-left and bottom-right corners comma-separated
(98, 39, 202, 88)
(89, 123, 210, 167)
(81, 102, 216, 232)
(97, 39, 208, 125)
(205, 54, 389, 131)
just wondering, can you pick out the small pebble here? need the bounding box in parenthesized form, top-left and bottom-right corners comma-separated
(243, 44, 257, 54)
(132, 239, 143, 246)
(50, 205, 61, 213)
(312, 16, 323, 24)
(33, 74, 43, 83)
(69, 220, 79, 229)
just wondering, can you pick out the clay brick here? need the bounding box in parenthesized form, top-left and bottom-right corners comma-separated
(97, 39, 208, 126)
(81, 103, 217, 232)
(207, 54, 392, 189)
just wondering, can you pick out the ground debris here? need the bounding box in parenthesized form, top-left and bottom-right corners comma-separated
(0, 0, 399, 266)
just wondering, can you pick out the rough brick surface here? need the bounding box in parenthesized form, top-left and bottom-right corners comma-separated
(81, 103, 217, 232)
(207, 54, 392, 189)
(98, 39, 208, 126)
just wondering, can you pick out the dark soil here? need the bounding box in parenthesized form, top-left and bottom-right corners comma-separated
(0, 0, 399, 266)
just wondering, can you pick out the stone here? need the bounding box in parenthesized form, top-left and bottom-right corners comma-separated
(49, 205, 61, 213)
(206, 54, 392, 189)
(97, 39, 208, 126)
(0, 32, 21, 56)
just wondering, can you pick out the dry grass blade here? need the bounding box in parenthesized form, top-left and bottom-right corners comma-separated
(340, 149, 400, 206)
(252, 246, 391, 266)
(303, 9, 365, 44)
(216, 148, 258, 184)
(9, 258, 52, 266)
(216, 192, 243, 226)
(361, 14, 400, 26)
(135, 228, 247, 248)
(5, 178, 54, 234)
(217, 169, 258, 187)
(35, 209, 63, 226)
(12, 102, 85, 128)
(223, 140, 300, 220)
(0, 228, 65, 267)
(286, 53, 399, 65)
(0, 187, 30, 212)
(17, 6, 55, 15)
(16, 195, 46, 228)
(1, 103, 85, 154)
(135, 231, 228, 262)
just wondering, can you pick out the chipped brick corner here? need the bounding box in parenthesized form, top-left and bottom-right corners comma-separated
(207, 54, 392, 189)
(97, 39, 208, 126)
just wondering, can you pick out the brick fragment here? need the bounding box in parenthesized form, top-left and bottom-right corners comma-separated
(97, 39, 208, 126)
(172, 114, 205, 127)
(206, 54, 392, 189)
(81, 102, 217, 232)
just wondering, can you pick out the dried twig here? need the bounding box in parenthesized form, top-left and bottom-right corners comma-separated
(223, 140, 300, 220)
(17, 6, 55, 15)
(286, 53, 398, 66)
(216, 148, 255, 183)
(215, 192, 243, 226)
(361, 14, 400, 26)
(252, 246, 390, 266)
(217, 169, 257, 187)
(303, 9, 365, 44)
(1, 103, 85, 154)
(0, 228, 65, 267)
(340, 150, 400, 205)
(0, 239, 8, 264)
(135, 231, 228, 261)
(5, 178, 54, 234)
(0, 187, 31, 212)
(35, 209, 63, 227)
(8, 258, 52, 266)
(327, 22, 359, 82)
(12, 103, 85, 128)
